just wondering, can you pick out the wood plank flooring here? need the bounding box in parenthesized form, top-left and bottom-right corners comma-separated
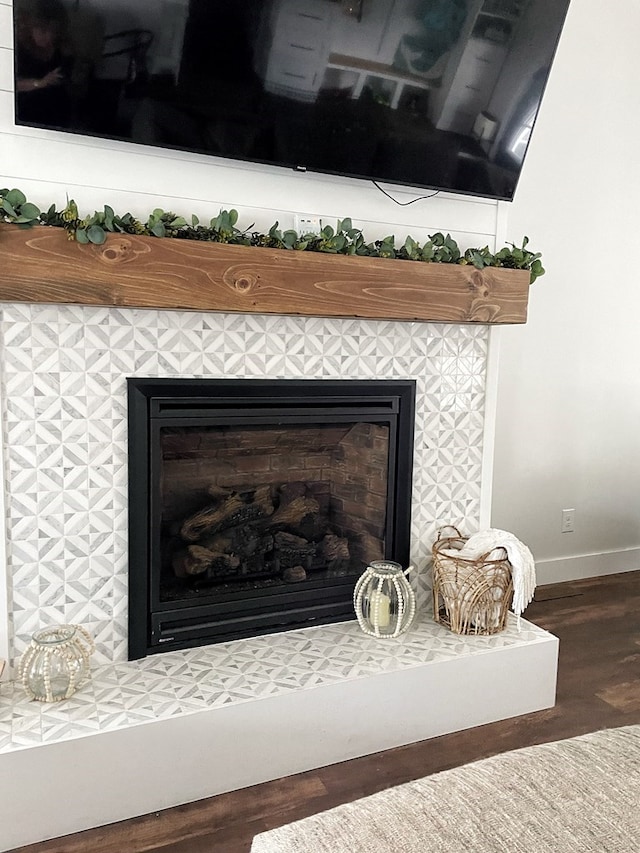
(10, 571, 640, 853)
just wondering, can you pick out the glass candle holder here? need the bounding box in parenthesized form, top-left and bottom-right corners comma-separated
(354, 560, 416, 638)
(19, 624, 95, 702)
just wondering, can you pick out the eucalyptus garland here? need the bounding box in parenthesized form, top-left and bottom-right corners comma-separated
(0, 187, 544, 283)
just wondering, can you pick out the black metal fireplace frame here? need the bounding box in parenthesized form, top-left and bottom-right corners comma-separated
(128, 378, 415, 659)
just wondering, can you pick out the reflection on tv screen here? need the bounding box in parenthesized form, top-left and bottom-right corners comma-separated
(13, 0, 570, 201)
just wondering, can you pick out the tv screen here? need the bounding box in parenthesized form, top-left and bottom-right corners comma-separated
(13, 0, 570, 201)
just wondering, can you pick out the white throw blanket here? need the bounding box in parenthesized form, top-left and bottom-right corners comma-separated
(454, 528, 536, 623)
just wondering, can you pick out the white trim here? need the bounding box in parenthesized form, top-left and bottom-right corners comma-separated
(535, 548, 640, 586)
(480, 200, 510, 529)
(480, 326, 500, 529)
(0, 374, 8, 677)
(494, 200, 510, 250)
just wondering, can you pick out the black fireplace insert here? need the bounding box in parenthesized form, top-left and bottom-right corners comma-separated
(128, 378, 415, 658)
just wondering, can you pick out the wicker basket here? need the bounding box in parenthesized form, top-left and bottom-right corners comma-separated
(432, 526, 514, 635)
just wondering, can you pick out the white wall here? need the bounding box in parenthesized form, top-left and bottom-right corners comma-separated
(492, 0, 640, 580)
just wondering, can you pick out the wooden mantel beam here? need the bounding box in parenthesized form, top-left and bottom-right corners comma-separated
(0, 225, 530, 324)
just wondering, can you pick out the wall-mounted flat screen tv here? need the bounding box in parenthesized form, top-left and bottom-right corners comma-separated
(13, 0, 570, 201)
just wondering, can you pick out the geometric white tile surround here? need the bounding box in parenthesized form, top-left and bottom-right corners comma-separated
(0, 304, 489, 667)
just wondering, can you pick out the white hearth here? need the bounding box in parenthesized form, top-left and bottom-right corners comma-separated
(0, 615, 557, 851)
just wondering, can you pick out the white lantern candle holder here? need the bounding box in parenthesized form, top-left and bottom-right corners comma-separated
(354, 560, 416, 638)
(19, 624, 95, 702)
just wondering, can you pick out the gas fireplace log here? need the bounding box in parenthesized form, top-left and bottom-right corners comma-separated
(173, 482, 360, 582)
(172, 544, 240, 577)
(321, 533, 350, 562)
(270, 495, 321, 536)
(283, 565, 307, 583)
(198, 528, 274, 563)
(180, 485, 274, 542)
(180, 494, 243, 543)
(274, 531, 310, 548)
(274, 531, 317, 568)
(227, 525, 269, 558)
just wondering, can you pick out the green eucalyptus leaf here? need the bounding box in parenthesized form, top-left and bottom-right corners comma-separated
(87, 224, 106, 244)
(5, 189, 27, 207)
(2, 199, 17, 217)
(529, 259, 545, 283)
(104, 206, 115, 231)
(20, 202, 40, 220)
(282, 230, 297, 248)
(75, 228, 89, 243)
(470, 251, 486, 269)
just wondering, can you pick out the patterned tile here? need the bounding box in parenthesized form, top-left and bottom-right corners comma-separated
(0, 304, 490, 667)
(0, 616, 552, 755)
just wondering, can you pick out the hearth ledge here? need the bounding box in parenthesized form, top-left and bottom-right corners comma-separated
(0, 615, 558, 851)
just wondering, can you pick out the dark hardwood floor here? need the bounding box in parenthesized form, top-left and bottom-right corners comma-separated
(11, 571, 640, 853)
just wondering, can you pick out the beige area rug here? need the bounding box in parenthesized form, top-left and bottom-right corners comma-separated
(250, 726, 640, 852)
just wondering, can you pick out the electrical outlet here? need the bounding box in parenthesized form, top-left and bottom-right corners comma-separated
(295, 215, 322, 236)
(561, 508, 575, 533)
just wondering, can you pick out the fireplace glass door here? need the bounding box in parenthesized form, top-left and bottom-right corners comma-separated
(128, 379, 415, 658)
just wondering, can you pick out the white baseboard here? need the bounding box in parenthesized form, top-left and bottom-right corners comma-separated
(536, 548, 640, 586)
